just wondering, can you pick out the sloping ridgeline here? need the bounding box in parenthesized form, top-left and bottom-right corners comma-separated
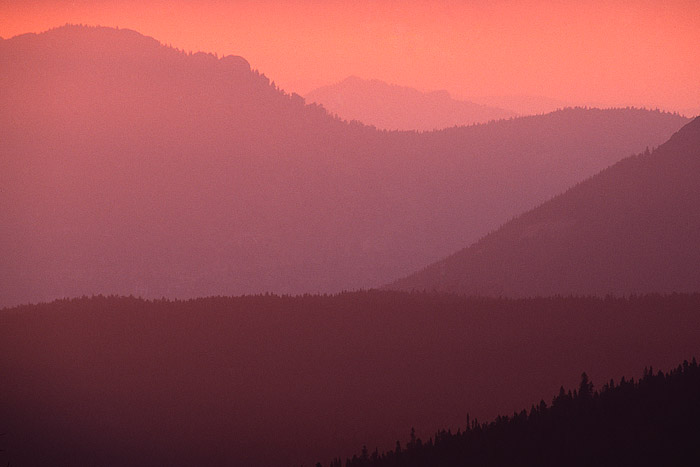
(2, 292, 700, 466)
(305, 76, 515, 131)
(390, 116, 700, 297)
(0, 25, 689, 307)
(337, 360, 700, 467)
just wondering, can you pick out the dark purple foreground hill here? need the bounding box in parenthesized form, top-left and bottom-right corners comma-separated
(2, 292, 700, 466)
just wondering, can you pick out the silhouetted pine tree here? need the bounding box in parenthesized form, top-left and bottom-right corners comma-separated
(334, 360, 700, 467)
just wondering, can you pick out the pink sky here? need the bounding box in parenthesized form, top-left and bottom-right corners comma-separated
(2, 0, 699, 112)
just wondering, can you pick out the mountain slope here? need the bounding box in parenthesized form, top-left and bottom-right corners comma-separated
(338, 360, 700, 467)
(390, 116, 700, 296)
(306, 76, 515, 130)
(0, 25, 689, 306)
(2, 293, 700, 466)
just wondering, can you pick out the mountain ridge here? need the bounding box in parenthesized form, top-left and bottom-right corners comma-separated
(389, 116, 700, 296)
(3, 292, 700, 466)
(306, 75, 516, 130)
(0, 25, 690, 306)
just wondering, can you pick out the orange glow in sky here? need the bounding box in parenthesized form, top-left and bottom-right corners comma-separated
(2, 0, 699, 112)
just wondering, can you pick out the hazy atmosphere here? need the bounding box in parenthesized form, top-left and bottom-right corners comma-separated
(2, 1, 700, 466)
(3, 0, 700, 113)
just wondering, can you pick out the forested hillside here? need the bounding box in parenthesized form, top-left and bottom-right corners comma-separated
(2, 292, 700, 466)
(335, 360, 700, 467)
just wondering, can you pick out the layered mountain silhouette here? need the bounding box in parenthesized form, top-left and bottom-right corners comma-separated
(2, 293, 700, 466)
(0, 25, 689, 307)
(305, 76, 515, 130)
(390, 116, 700, 296)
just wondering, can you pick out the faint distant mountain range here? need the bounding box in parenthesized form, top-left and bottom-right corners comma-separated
(305, 76, 516, 130)
(389, 116, 700, 296)
(470, 94, 573, 116)
(0, 25, 689, 306)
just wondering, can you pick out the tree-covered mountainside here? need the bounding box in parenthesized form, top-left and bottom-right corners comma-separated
(390, 116, 700, 297)
(0, 25, 689, 307)
(2, 292, 700, 466)
(335, 359, 700, 467)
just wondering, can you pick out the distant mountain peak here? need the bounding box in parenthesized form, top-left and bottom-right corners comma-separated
(341, 75, 364, 83)
(7, 24, 253, 74)
(42, 23, 161, 45)
(306, 76, 515, 130)
(220, 54, 251, 72)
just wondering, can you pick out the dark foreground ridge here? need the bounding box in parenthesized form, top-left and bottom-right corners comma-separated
(332, 359, 700, 467)
(2, 292, 700, 466)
